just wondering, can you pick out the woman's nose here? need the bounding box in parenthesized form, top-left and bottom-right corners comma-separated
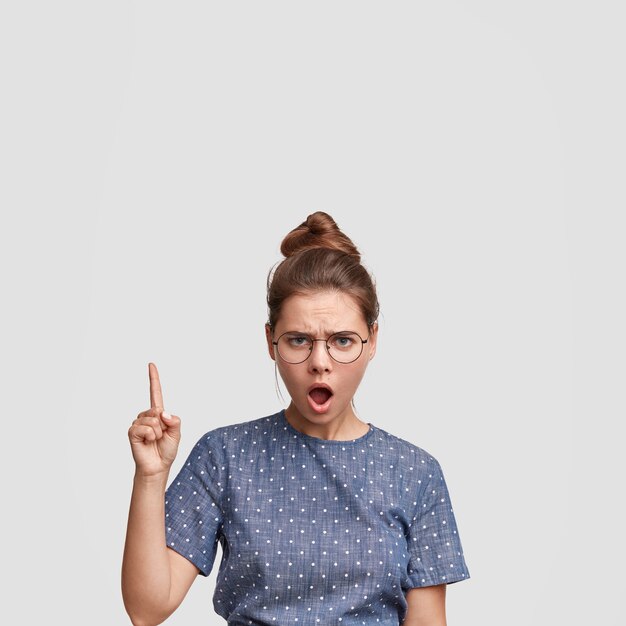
(307, 339, 333, 373)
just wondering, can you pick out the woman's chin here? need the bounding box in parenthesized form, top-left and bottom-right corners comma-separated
(288, 397, 355, 426)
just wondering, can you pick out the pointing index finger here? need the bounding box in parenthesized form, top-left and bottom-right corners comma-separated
(149, 362, 164, 410)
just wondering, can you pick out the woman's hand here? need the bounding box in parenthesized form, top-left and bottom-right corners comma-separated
(128, 362, 181, 478)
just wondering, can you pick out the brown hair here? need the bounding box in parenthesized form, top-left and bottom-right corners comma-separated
(266, 211, 380, 330)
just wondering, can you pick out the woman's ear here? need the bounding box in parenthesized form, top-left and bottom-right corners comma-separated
(367, 321, 379, 360)
(265, 323, 276, 361)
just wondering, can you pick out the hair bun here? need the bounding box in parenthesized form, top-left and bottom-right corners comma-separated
(280, 211, 361, 261)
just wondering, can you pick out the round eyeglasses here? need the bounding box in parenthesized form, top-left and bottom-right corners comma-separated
(272, 330, 369, 364)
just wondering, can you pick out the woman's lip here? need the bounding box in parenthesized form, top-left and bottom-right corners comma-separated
(307, 383, 334, 395)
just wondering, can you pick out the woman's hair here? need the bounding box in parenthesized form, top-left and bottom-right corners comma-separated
(266, 211, 380, 331)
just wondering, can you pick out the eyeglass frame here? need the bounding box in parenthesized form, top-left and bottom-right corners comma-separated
(271, 329, 370, 364)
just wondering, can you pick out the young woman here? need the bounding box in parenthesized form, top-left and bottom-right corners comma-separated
(122, 212, 470, 626)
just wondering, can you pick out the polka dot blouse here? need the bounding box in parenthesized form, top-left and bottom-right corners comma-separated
(165, 409, 470, 624)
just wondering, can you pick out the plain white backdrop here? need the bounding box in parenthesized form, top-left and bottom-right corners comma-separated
(1, 1, 624, 624)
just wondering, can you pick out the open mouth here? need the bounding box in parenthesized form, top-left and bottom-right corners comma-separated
(307, 385, 334, 413)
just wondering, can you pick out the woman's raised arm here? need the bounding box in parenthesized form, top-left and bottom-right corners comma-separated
(121, 363, 198, 626)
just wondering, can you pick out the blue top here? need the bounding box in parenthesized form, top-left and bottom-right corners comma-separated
(165, 409, 470, 625)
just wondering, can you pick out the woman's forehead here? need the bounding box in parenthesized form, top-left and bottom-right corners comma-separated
(277, 291, 365, 331)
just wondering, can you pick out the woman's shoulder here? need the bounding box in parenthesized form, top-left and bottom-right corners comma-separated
(369, 422, 443, 472)
(191, 410, 285, 451)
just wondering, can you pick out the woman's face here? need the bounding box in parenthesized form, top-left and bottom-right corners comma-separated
(265, 290, 378, 432)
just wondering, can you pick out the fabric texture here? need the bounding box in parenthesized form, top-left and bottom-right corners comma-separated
(165, 409, 470, 625)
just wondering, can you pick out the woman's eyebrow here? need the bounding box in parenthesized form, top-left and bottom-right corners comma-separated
(284, 328, 350, 336)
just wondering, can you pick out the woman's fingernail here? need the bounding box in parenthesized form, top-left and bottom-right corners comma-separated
(161, 412, 172, 420)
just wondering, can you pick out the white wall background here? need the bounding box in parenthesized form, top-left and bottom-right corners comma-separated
(1, 1, 624, 624)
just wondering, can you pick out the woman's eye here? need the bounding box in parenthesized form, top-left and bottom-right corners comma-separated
(288, 336, 310, 347)
(332, 335, 354, 348)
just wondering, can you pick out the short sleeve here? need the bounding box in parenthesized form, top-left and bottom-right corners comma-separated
(403, 457, 470, 588)
(164, 431, 225, 576)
